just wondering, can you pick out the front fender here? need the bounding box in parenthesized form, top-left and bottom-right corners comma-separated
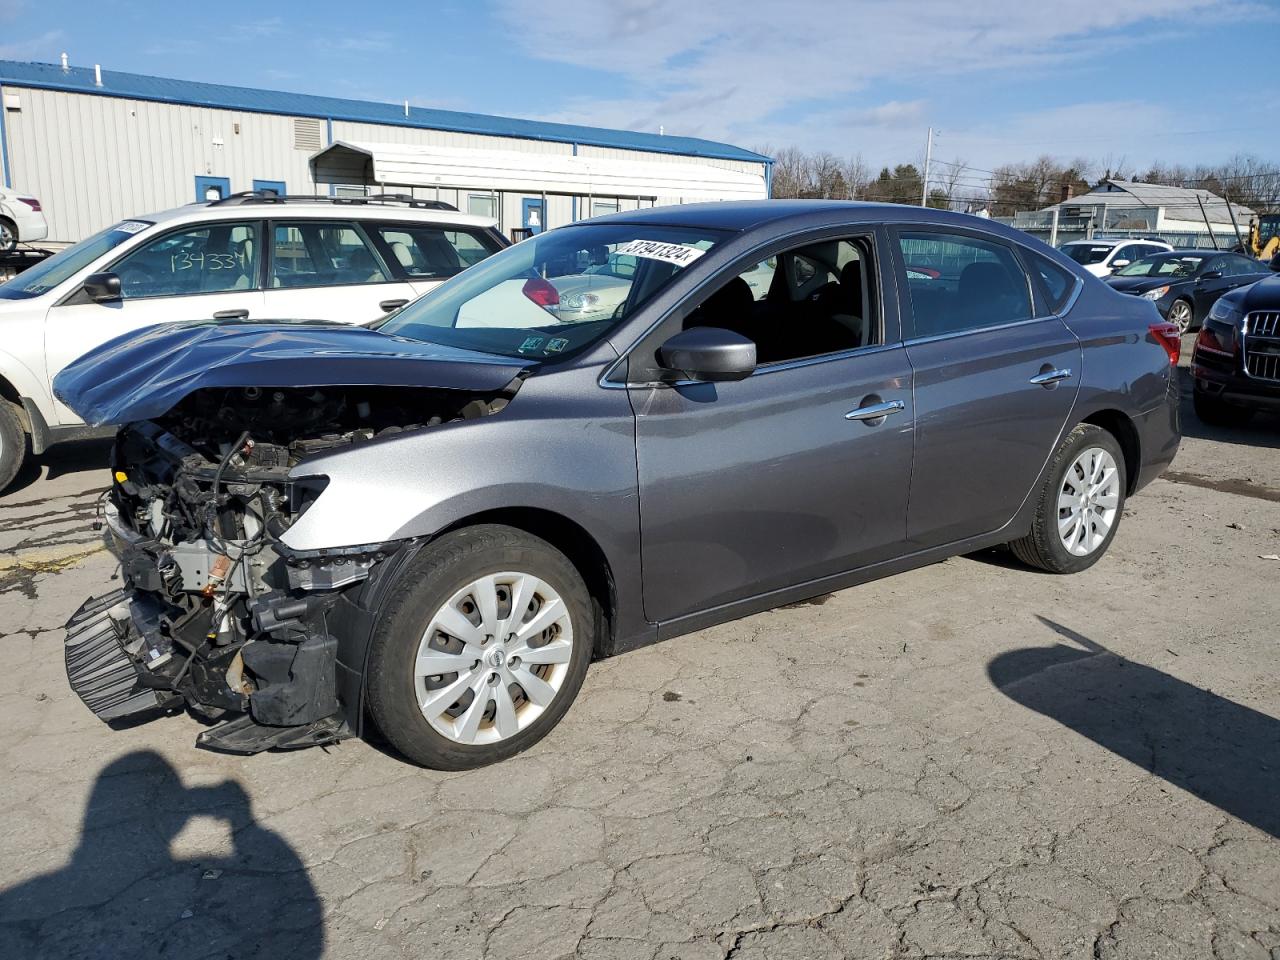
(284, 364, 648, 666)
(284, 361, 639, 573)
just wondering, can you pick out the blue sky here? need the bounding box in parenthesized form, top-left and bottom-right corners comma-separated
(2, 0, 1278, 178)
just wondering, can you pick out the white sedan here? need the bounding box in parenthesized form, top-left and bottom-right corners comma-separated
(0, 187, 48, 253)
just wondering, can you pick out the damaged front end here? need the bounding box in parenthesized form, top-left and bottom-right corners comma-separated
(65, 383, 509, 753)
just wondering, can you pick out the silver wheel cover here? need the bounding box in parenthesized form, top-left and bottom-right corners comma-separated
(414, 572, 573, 745)
(1058, 446, 1120, 557)
(1169, 300, 1192, 332)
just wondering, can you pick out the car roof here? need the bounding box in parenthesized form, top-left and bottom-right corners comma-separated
(583, 199, 1038, 239)
(1143, 249, 1218, 259)
(134, 201, 497, 230)
(1061, 238, 1168, 247)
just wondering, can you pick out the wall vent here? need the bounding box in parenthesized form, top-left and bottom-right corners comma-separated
(293, 118, 323, 152)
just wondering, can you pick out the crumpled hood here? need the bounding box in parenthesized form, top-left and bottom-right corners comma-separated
(53, 318, 531, 427)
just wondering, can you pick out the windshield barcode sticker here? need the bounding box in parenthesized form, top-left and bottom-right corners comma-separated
(114, 221, 150, 235)
(613, 240, 706, 267)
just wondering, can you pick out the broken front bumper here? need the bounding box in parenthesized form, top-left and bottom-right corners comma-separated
(66, 500, 419, 755)
(64, 587, 355, 753)
(64, 590, 181, 722)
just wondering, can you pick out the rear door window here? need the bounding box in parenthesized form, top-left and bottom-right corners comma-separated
(1026, 251, 1078, 313)
(372, 224, 504, 279)
(270, 221, 388, 288)
(897, 231, 1033, 338)
(1226, 254, 1263, 276)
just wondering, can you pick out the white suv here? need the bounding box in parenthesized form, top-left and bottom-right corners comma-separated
(0, 187, 48, 253)
(1058, 237, 1173, 277)
(0, 194, 506, 489)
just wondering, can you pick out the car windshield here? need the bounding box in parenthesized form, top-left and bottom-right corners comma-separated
(1060, 243, 1113, 266)
(375, 223, 727, 360)
(0, 220, 152, 300)
(1115, 255, 1205, 278)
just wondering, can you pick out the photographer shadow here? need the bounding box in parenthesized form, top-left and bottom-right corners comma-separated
(0, 750, 322, 960)
(989, 617, 1280, 840)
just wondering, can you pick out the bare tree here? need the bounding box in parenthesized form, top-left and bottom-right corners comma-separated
(758, 143, 1279, 213)
(841, 154, 870, 200)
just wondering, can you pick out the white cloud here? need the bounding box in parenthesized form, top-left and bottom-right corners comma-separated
(0, 28, 63, 61)
(494, 0, 1269, 156)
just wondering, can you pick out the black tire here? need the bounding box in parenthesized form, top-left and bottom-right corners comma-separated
(0, 217, 15, 255)
(0, 400, 30, 493)
(1193, 389, 1253, 427)
(365, 524, 594, 770)
(1167, 297, 1195, 335)
(1009, 423, 1127, 574)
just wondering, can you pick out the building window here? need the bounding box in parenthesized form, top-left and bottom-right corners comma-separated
(468, 194, 497, 219)
(591, 199, 619, 217)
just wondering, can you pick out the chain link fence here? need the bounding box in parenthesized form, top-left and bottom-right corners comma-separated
(997, 207, 1247, 251)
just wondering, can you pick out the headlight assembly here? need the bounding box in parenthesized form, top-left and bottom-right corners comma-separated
(1209, 298, 1243, 326)
(1140, 285, 1170, 301)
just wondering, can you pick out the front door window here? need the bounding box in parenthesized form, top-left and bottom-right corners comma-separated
(110, 223, 260, 299)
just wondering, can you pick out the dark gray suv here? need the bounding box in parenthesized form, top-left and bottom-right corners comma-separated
(55, 201, 1181, 769)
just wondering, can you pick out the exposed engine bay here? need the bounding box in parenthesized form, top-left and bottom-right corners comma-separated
(64, 384, 510, 752)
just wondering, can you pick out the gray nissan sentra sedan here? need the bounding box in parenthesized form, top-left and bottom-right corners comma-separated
(55, 201, 1181, 769)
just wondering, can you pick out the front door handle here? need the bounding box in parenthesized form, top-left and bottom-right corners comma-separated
(379, 298, 410, 313)
(1029, 367, 1072, 386)
(212, 309, 249, 320)
(845, 399, 906, 422)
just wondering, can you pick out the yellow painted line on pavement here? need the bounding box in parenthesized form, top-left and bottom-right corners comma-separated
(0, 542, 106, 575)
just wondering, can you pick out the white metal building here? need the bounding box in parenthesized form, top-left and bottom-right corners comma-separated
(0, 58, 771, 244)
(1033, 180, 1254, 238)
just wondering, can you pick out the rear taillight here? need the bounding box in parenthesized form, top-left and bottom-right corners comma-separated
(1193, 324, 1235, 358)
(1149, 322, 1181, 365)
(17, 197, 41, 212)
(521, 277, 560, 310)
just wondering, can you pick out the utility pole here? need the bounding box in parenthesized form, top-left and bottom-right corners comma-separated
(920, 127, 933, 207)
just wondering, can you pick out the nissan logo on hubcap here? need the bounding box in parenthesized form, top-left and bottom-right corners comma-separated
(488, 648, 506, 669)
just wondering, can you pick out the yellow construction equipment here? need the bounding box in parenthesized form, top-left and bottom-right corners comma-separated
(1244, 213, 1280, 261)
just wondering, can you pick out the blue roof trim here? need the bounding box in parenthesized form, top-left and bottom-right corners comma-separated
(0, 60, 770, 165)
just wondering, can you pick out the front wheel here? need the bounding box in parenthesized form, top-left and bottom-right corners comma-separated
(0, 218, 15, 255)
(365, 525, 594, 769)
(1167, 298, 1194, 335)
(1009, 424, 1127, 574)
(0, 401, 30, 493)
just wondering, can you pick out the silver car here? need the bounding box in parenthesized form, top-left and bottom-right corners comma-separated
(56, 201, 1181, 769)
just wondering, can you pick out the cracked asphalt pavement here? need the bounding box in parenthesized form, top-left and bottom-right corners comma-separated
(1, 356, 1277, 960)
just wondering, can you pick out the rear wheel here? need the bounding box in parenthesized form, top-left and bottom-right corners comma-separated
(365, 524, 594, 769)
(0, 218, 15, 255)
(0, 401, 30, 493)
(1193, 389, 1253, 427)
(1009, 423, 1126, 574)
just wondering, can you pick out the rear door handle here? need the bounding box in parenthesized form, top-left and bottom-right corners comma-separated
(379, 298, 410, 313)
(1029, 368, 1072, 386)
(212, 309, 249, 320)
(845, 399, 906, 422)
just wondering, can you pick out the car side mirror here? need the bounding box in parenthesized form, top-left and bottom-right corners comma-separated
(1200, 270, 1223, 280)
(83, 272, 122, 302)
(1110, 259, 1130, 269)
(657, 327, 756, 382)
